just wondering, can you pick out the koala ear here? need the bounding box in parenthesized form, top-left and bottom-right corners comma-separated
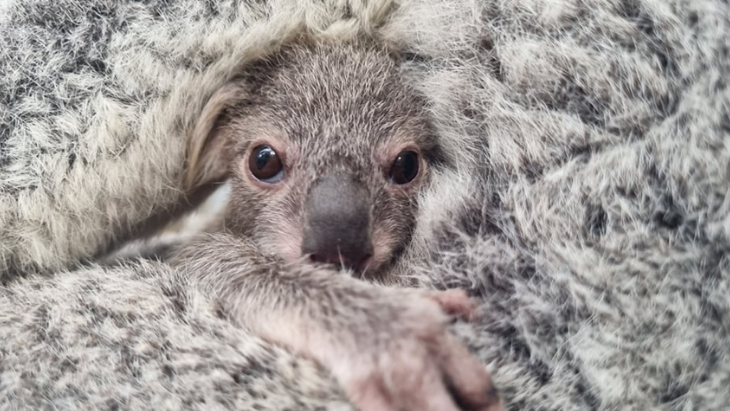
(184, 81, 248, 192)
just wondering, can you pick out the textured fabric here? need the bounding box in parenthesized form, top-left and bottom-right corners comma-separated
(1, 0, 729, 410)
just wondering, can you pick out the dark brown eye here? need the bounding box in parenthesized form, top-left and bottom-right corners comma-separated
(388, 150, 420, 185)
(249, 145, 284, 183)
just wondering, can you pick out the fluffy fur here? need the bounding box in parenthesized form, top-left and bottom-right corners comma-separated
(2, 0, 729, 410)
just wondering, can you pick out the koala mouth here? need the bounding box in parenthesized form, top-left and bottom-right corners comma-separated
(307, 251, 374, 277)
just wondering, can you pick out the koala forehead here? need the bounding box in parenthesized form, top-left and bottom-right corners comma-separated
(244, 41, 434, 162)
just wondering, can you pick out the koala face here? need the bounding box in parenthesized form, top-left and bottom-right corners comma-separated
(189, 40, 443, 279)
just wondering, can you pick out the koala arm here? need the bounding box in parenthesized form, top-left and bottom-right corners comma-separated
(170, 231, 502, 411)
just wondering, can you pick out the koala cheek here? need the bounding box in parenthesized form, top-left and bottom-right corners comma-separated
(257, 221, 303, 263)
(370, 224, 400, 266)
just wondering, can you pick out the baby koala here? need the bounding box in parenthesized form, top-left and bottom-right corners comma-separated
(174, 37, 501, 411)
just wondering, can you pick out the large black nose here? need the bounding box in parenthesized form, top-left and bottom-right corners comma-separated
(301, 173, 373, 272)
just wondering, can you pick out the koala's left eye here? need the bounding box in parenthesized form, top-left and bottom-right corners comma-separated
(249, 145, 285, 183)
(388, 150, 420, 185)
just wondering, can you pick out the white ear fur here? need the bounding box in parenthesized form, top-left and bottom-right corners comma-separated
(185, 82, 247, 191)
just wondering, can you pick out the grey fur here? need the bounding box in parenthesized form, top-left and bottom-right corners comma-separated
(2, 0, 730, 410)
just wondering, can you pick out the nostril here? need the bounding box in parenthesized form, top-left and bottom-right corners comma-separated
(308, 253, 332, 264)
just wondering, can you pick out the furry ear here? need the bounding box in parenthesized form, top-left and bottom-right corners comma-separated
(184, 81, 248, 191)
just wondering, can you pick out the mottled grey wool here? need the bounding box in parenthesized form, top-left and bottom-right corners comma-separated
(1, 0, 729, 410)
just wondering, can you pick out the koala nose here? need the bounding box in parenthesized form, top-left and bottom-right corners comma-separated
(301, 173, 374, 273)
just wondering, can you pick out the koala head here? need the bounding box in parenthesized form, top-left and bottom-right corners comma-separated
(186, 39, 443, 279)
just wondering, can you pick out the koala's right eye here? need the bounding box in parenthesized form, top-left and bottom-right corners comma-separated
(249, 145, 285, 183)
(388, 150, 420, 185)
